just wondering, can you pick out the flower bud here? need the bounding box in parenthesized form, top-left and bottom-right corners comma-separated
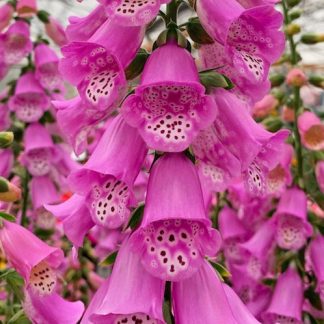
(286, 68, 307, 87)
(285, 23, 301, 36)
(17, 0, 37, 17)
(301, 33, 324, 45)
(0, 177, 21, 202)
(270, 73, 285, 87)
(287, 0, 301, 7)
(309, 75, 324, 89)
(289, 9, 302, 20)
(186, 17, 214, 44)
(252, 94, 279, 118)
(125, 49, 150, 80)
(0, 132, 13, 148)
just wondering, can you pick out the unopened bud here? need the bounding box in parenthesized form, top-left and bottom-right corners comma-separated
(270, 74, 285, 87)
(287, 0, 301, 8)
(0, 177, 21, 202)
(37, 9, 49, 23)
(286, 68, 307, 87)
(285, 23, 301, 36)
(301, 33, 324, 45)
(125, 49, 149, 80)
(289, 9, 302, 20)
(186, 18, 213, 44)
(0, 132, 13, 148)
(262, 116, 283, 132)
(309, 75, 324, 89)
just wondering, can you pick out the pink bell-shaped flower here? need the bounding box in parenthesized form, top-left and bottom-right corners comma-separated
(131, 153, 221, 281)
(45, 16, 67, 47)
(59, 19, 144, 111)
(20, 123, 56, 177)
(197, 1, 284, 88)
(88, 236, 165, 323)
(100, 0, 170, 26)
(298, 111, 324, 151)
(262, 268, 304, 324)
(274, 187, 313, 251)
(0, 2, 14, 32)
(8, 72, 50, 122)
(17, 0, 37, 17)
(0, 149, 14, 178)
(122, 42, 217, 152)
(68, 116, 148, 229)
(66, 4, 108, 42)
(34, 43, 63, 92)
(172, 260, 260, 323)
(0, 20, 32, 65)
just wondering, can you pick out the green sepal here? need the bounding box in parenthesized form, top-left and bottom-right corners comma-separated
(186, 17, 213, 44)
(100, 251, 118, 266)
(125, 49, 150, 80)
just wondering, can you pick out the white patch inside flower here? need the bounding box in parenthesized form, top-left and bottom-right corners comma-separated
(237, 50, 264, 81)
(27, 149, 51, 177)
(85, 70, 118, 105)
(246, 161, 265, 196)
(113, 0, 156, 22)
(38, 62, 62, 90)
(36, 208, 56, 230)
(4, 35, 28, 65)
(29, 261, 56, 295)
(114, 313, 158, 324)
(15, 97, 44, 123)
(201, 163, 224, 184)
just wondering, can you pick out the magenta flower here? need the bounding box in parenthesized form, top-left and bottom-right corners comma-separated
(34, 43, 64, 92)
(308, 235, 324, 302)
(46, 194, 95, 248)
(68, 116, 147, 229)
(262, 268, 303, 324)
(131, 153, 221, 281)
(316, 161, 324, 193)
(59, 19, 144, 111)
(0, 99, 10, 131)
(88, 236, 165, 323)
(20, 123, 56, 177)
(197, 2, 284, 88)
(298, 111, 324, 151)
(8, 72, 50, 122)
(45, 16, 67, 47)
(52, 96, 107, 155)
(172, 260, 260, 323)
(66, 4, 108, 42)
(0, 3, 14, 32)
(122, 42, 216, 152)
(0, 149, 14, 178)
(236, 0, 279, 8)
(100, 0, 170, 26)
(0, 220, 64, 294)
(0, 20, 32, 65)
(218, 206, 249, 262)
(274, 188, 312, 251)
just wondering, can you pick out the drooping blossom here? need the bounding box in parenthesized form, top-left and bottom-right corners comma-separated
(34, 43, 64, 92)
(262, 268, 304, 324)
(59, 19, 144, 111)
(252, 94, 279, 118)
(17, 0, 37, 17)
(45, 16, 67, 46)
(0, 2, 14, 32)
(122, 42, 217, 152)
(172, 260, 260, 323)
(0, 149, 14, 178)
(298, 111, 324, 151)
(68, 115, 147, 229)
(274, 187, 312, 251)
(0, 20, 32, 65)
(86, 236, 165, 323)
(131, 153, 221, 281)
(8, 72, 50, 122)
(20, 123, 56, 177)
(236, 0, 280, 8)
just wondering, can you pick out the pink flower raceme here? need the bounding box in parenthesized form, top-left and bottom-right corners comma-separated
(131, 153, 221, 281)
(298, 111, 324, 151)
(172, 260, 260, 323)
(197, 1, 284, 102)
(68, 115, 147, 229)
(59, 19, 144, 111)
(201, 89, 289, 196)
(262, 268, 304, 324)
(274, 188, 312, 251)
(308, 235, 324, 302)
(0, 20, 32, 65)
(45, 16, 67, 47)
(30, 176, 60, 230)
(66, 4, 108, 42)
(8, 72, 50, 122)
(20, 123, 56, 177)
(99, 0, 170, 26)
(218, 207, 249, 262)
(316, 161, 324, 193)
(0, 3, 14, 32)
(34, 43, 64, 92)
(85, 236, 165, 323)
(122, 42, 216, 152)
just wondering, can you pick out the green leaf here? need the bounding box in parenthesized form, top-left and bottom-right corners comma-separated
(100, 251, 118, 266)
(0, 177, 9, 193)
(8, 309, 31, 324)
(6, 271, 25, 302)
(209, 261, 231, 280)
(126, 204, 145, 230)
(0, 211, 16, 222)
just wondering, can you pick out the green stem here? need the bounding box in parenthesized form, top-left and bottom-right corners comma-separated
(21, 170, 30, 226)
(282, 0, 304, 188)
(166, 0, 178, 24)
